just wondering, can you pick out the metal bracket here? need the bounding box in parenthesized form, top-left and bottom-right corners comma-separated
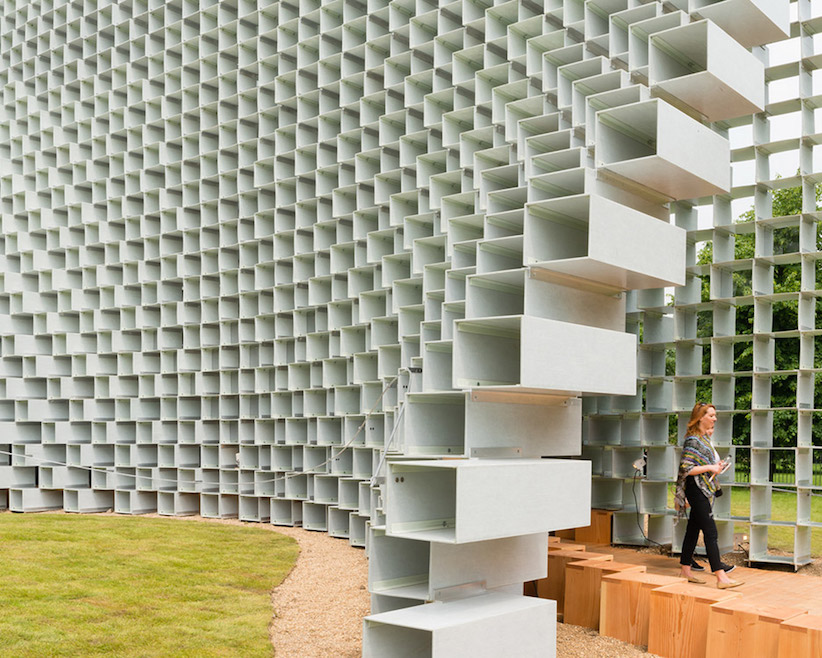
(470, 447, 522, 459)
(432, 580, 487, 603)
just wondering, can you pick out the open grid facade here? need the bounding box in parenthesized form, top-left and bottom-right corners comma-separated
(582, 1, 822, 568)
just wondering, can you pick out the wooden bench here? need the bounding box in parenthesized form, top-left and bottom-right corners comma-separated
(778, 613, 822, 658)
(648, 582, 743, 658)
(535, 550, 613, 616)
(600, 571, 686, 645)
(563, 559, 646, 630)
(706, 598, 806, 658)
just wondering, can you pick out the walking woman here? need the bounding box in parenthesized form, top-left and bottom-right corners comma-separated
(675, 402, 743, 589)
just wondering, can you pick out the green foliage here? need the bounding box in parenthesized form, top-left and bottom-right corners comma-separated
(689, 182, 822, 459)
(0, 514, 299, 657)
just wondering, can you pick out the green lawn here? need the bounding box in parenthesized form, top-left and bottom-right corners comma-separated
(727, 487, 822, 556)
(0, 514, 299, 657)
(668, 485, 822, 556)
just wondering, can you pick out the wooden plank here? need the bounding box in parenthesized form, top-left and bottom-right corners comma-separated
(586, 543, 696, 576)
(778, 613, 822, 658)
(707, 598, 806, 658)
(575, 509, 613, 544)
(555, 528, 576, 540)
(600, 572, 686, 645)
(549, 541, 585, 552)
(648, 583, 742, 658)
(531, 542, 584, 598)
(546, 550, 613, 575)
(536, 550, 613, 616)
(563, 560, 646, 630)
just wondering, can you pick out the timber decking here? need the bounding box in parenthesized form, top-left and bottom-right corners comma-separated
(533, 541, 822, 658)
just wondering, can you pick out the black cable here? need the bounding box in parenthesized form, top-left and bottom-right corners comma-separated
(632, 469, 665, 548)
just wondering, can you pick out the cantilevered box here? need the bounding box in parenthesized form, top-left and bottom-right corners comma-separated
(453, 315, 637, 396)
(689, 0, 789, 49)
(650, 20, 764, 122)
(401, 391, 581, 458)
(368, 528, 549, 601)
(596, 98, 730, 200)
(525, 194, 686, 290)
(384, 458, 591, 544)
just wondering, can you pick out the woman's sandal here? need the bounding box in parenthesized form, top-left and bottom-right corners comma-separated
(717, 579, 744, 589)
(685, 575, 705, 584)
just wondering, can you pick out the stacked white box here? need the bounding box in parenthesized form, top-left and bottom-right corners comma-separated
(363, 592, 555, 658)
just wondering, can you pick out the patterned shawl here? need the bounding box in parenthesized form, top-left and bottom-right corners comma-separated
(674, 434, 720, 515)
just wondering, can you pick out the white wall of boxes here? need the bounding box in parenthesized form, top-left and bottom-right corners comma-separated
(0, 0, 799, 654)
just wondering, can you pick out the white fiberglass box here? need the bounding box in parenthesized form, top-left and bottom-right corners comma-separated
(453, 315, 637, 396)
(650, 20, 765, 122)
(363, 592, 556, 658)
(9, 488, 63, 512)
(525, 193, 686, 289)
(464, 267, 629, 332)
(401, 391, 582, 458)
(465, 393, 582, 458)
(689, 0, 789, 49)
(596, 98, 730, 200)
(368, 528, 549, 601)
(384, 458, 591, 543)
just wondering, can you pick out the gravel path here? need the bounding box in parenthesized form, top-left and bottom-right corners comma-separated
(557, 624, 657, 657)
(268, 526, 369, 658)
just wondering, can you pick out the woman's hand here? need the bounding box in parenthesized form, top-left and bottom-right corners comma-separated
(686, 462, 725, 477)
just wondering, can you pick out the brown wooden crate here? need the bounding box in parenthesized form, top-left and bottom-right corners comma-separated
(600, 572, 686, 645)
(778, 613, 822, 658)
(575, 509, 613, 544)
(563, 560, 646, 630)
(648, 583, 742, 658)
(707, 598, 806, 658)
(535, 551, 613, 615)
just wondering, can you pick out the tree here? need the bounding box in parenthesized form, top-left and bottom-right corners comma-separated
(689, 181, 822, 470)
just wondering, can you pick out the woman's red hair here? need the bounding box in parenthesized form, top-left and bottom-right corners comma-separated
(686, 402, 715, 436)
